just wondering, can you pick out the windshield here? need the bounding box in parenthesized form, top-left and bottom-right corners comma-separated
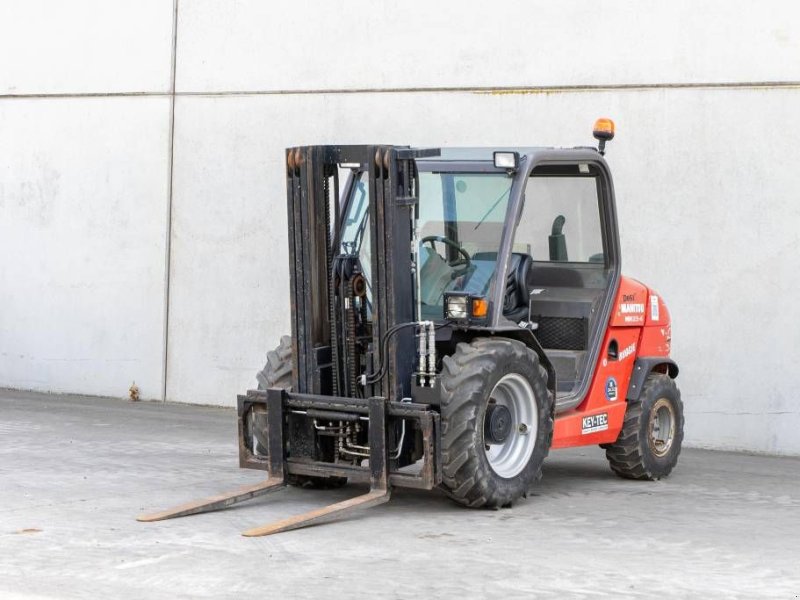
(338, 169, 513, 322)
(417, 172, 513, 320)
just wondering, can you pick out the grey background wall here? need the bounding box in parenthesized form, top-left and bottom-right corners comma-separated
(1, 0, 799, 455)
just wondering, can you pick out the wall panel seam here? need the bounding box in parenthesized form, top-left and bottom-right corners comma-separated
(161, 0, 179, 402)
(2, 80, 800, 100)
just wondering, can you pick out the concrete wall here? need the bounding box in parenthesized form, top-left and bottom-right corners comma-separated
(0, 1, 174, 398)
(2, 1, 799, 455)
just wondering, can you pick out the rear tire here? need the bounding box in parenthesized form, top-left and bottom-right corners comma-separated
(604, 373, 683, 480)
(255, 335, 346, 489)
(439, 337, 553, 508)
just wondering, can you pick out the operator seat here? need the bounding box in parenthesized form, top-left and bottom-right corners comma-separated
(473, 252, 533, 323)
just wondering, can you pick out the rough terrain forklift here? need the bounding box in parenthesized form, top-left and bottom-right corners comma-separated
(139, 119, 683, 536)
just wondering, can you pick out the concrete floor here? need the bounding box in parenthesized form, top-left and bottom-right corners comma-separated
(0, 390, 798, 600)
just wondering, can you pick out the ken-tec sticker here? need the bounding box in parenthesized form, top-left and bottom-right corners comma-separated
(605, 377, 618, 401)
(582, 413, 609, 434)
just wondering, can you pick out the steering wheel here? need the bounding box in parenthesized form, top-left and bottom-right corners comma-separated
(420, 235, 472, 271)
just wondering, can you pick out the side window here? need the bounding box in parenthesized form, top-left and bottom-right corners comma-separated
(516, 169, 604, 264)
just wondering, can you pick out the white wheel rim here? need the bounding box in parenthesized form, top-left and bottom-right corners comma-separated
(484, 373, 538, 479)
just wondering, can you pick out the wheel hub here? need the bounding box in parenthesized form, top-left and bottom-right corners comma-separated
(648, 398, 676, 458)
(484, 404, 513, 444)
(483, 373, 539, 479)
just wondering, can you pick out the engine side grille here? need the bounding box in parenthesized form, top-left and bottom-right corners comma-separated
(534, 316, 587, 351)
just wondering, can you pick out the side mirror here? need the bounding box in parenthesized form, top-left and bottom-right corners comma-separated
(549, 215, 568, 261)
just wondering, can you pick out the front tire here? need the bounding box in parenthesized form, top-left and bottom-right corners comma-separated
(604, 373, 684, 480)
(439, 337, 553, 508)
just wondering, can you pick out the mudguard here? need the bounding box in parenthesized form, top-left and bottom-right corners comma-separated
(626, 357, 679, 401)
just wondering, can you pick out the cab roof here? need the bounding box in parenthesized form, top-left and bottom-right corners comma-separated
(415, 146, 605, 169)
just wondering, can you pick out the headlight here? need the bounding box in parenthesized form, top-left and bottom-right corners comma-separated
(444, 293, 469, 320)
(443, 293, 488, 322)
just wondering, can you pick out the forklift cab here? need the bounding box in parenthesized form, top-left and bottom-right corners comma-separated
(339, 146, 620, 411)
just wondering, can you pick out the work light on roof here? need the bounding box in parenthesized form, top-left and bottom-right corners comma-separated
(493, 151, 519, 171)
